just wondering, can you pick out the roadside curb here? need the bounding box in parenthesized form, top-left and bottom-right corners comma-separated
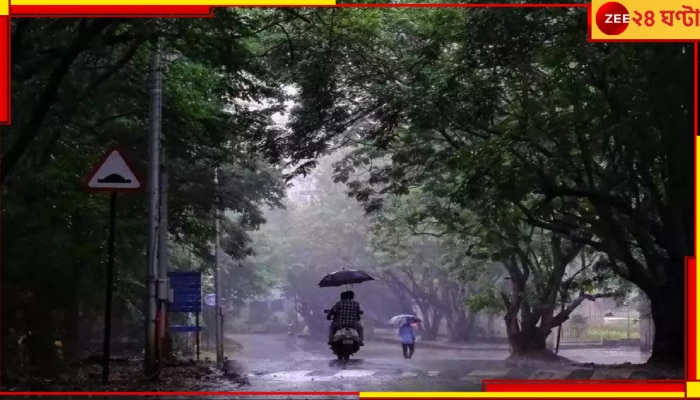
(372, 334, 644, 352)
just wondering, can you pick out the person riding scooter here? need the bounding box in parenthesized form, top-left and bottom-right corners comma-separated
(327, 291, 364, 346)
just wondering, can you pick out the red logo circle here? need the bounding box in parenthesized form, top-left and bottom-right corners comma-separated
(595, 2, 630, 35)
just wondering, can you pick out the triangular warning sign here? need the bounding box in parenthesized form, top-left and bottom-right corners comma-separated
(87, 149, 142, 191)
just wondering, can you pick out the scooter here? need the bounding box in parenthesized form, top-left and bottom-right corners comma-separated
(324, 309, 362, 361)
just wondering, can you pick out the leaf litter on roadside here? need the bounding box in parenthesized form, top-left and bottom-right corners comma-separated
(2, 356, 246, 392)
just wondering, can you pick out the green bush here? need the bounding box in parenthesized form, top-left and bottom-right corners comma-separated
(586, 327, 639, 340)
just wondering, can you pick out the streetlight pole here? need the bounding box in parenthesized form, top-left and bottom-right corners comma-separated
(213, 168, 224, 365)
(157, 152, 170, 359)
(145, 36, 162, 377)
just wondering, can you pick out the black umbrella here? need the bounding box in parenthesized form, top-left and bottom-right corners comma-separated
(318, 269, 375, 288)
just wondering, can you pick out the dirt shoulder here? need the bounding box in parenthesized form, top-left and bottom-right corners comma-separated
(2, 357, 229, 392)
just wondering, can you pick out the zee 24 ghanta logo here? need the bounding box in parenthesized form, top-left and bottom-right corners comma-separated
(595, 1, 700, 35)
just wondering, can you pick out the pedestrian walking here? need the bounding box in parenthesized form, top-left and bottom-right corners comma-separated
(399, 322, 416, 359)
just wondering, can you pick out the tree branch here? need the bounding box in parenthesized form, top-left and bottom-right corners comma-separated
(2, 19, 115, 184)
(551, 291, 615, 327)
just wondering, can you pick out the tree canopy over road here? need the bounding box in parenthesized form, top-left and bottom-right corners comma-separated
(2, 5, 692, 384)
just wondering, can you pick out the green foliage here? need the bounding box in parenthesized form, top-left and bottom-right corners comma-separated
(3, 5, 690, 377)
(586, 327, 640, 341)
(466, 291, 501, 314)
(367, 190, 499, 341)
(273, 6, 689, 362)
(2, 12, 309, 380)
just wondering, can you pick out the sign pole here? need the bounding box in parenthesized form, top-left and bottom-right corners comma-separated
(85, 147, 142, 382)
(213, 169, 224, 365)
(102, 192, 118, 383)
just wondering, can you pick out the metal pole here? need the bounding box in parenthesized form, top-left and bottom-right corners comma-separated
(195, 312, 201, 361)
(207, 308, 212, 351)
(145, 36, 162, 377)
(102, 193, 118, 383)
(555, 293, 564, 354)
(214, 168, 224, 365)
(157, 152, 170, 360)
(627, 306, 631, 339)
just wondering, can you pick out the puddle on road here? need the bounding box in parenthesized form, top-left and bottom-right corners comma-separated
(258, 370, 317, 381)
(255, 368, 387, 382)
(331, 370, 377, 378)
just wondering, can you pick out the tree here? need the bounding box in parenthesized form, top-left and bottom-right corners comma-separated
(1, 11, 302, 381)
(488, 224, 619, 358)
(278, 6, 691, 366)
(366, 186, 623, 356)
(369, 193, 484, 342)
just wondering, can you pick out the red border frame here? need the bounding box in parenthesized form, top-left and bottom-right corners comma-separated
(484, 382, 687, 392)
(10, 5, 215, 17)
(0, 392, 357, 396)
(0, 2, 696, 397)
(689, 257, 696, 381)
(0, 14, 8, 124)
(84, 147, 144, 192)
(11, 2, 587, 14)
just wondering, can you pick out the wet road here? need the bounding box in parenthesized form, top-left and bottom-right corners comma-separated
(217, 334, 650, 393)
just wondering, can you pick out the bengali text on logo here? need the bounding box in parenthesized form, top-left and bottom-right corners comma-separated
(591, 0, 700, 40)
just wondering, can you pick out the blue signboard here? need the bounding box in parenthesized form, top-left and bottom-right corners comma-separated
(169, 325, 202, 332)
(168, 271, 202, 313)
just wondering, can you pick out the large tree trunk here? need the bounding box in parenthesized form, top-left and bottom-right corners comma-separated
(465, 312, 478, 341)
(427, 312, 442, 340)
(297, 300, 326, 338)
(646, 283, 684, 366)
(507, 321, 553, 358)
(509, 327, 549, 354)
(416, 302, 432, 339)
(448, 312, 471, 342)
(504, 308, 558, 360)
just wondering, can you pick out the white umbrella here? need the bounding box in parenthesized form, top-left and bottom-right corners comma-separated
(389, 314, 422, 325)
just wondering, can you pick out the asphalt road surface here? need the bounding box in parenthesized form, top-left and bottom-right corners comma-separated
(215, 334, 652, 393)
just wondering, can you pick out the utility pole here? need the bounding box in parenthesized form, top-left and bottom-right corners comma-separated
(145, 36, 162, 378)
(213, 168, 224, 365)
(157, 152, 170, 360)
